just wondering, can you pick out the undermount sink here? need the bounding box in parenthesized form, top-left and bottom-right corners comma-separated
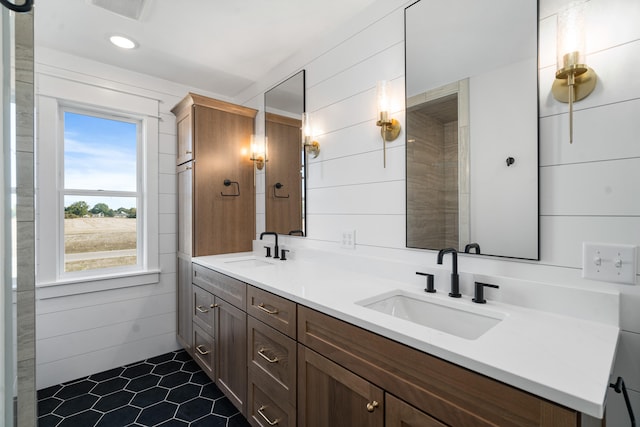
(357, 290, 504, 340)
(222, 256, 274, 268)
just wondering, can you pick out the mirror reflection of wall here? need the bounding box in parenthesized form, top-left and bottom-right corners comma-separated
(405, 0, 539, 260)
(264, 70, 306, 236)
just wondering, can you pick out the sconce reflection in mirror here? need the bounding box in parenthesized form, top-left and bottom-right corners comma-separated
(301, 112, 320, 158)
(375, 80, 401, 168)
(551, 0, 596, 144)
(250, 135, 267, 170)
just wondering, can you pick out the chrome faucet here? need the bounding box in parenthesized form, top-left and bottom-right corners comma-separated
(437, 248, 461, 298)
(260, 232, 279, 259)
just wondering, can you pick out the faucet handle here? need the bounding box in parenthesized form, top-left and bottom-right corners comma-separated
(416, 272, 435, 293)
(263, 246, 272, 258)
(280, 249, 290, 261)
(473, 282, 499, 304)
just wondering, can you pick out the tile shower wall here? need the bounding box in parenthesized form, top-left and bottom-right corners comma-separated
(237, 0, 640, 424)
(33, 47, 227, 390)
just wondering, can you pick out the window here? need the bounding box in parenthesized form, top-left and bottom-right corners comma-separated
(62, 111, 140, 273)
(36, 75, 160, 294)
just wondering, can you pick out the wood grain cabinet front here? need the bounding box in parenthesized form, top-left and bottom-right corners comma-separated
(192, 323, 214, 377)
(247, 316, 296, 405)
(385, 394, 447, 427)
(298, 344, 384, 427)
(248, 379, 294, 427)
(247, 286, 296, 338)
(190, 264, 248, 416)
(298, 305, 580, 427)
(215, 297, 247, 415)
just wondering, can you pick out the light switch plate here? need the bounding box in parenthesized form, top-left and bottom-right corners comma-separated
(582, 242, 637, 285)
(341, 230, 356, 249)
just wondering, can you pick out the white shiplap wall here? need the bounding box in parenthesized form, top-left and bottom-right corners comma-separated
(33, 47, 229, 389)
(237, 0, 640, 424)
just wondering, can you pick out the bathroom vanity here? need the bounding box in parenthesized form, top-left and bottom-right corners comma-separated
(186, 249, 619, 427)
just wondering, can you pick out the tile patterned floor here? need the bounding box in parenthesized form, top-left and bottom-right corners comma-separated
(37, 350, 251, 427)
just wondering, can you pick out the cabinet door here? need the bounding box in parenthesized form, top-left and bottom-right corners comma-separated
(386, 394, 447, 427)
(176, 109, 193, 165)
(177, 162, 192, 257)
(176, 255, 192, 353)
(298, 345, 383, 427)
(216, 297, 248, 415)
(193, 105, 255, 256)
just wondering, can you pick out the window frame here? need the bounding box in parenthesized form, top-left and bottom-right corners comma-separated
(36, 75, 160, 297)
(59, 107, 144, 278)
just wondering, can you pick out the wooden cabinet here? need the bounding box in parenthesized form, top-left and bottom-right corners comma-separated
(191, 265, 248, 415)
(173, 94, 256, 358)
(298, 305, 580, 427)
(246, 288, 297, 427)
(247, 285, 297, 338)
(298, 345, 384, 427)
(187, 264, 586, 427)
(216, 298, 247, 413)
(172, 93, 257, 258)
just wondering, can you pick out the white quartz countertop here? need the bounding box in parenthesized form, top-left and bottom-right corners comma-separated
(193, 251, 620, 418)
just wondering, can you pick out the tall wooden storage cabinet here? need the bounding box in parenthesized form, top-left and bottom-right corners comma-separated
(172, 93, 257, 353)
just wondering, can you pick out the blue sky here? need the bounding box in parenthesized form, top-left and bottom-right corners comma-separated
(64, 111, 138, 210)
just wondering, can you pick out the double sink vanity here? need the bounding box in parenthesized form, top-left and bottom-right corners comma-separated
(185, 243, 620, 427)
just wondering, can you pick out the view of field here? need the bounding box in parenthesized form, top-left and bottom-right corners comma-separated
(64, 217, 137, 272)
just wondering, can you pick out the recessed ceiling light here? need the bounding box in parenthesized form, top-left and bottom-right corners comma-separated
(109, 35, 137, 49)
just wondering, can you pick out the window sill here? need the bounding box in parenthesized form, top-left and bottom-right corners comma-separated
(36, 269, 161, 300)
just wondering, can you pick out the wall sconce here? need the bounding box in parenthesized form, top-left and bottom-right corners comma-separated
(376, 80, 401, 167)
(301, 112, 320, 158)
(249, 135, 266, 170)
(551, 0, 596, 144)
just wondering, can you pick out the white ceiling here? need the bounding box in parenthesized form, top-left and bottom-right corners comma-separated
(34, 0, 379, 98)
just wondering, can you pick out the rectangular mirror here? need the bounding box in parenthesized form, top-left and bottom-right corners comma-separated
(405, 0, 539, 259)
(264, 70, 306, 236)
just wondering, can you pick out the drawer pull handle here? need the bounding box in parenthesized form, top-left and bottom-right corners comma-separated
(257, 303, 279, 315)
(366, 401, 379, 413)
(196, 305, 209, 313)
(257, 348, 279, 363)
(257, 405, 279, 425)
(195, 345, 210, 356)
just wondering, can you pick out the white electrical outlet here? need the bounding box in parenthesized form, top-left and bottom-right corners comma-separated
(341, 230, 356, 249)
(582, 242, 637, 285)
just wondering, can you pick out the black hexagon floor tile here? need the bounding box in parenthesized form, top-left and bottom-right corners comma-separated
(126, 373, 162, 392)
(93, 389, 135, 412)
(37, 349, 251, 426)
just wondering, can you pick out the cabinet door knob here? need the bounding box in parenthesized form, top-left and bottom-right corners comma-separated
(257, 303, 279, 315)
(210, 303, 219, 309)
(366, 400, 379, 412)
(257, 405, 279, 425)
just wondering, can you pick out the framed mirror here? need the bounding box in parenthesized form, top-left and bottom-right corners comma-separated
(264, 70, 306, 236)
(405, 0, 539, 259)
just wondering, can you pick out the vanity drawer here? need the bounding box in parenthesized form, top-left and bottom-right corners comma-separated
(247, 379, 295, 427)
(192, 323, 214, 378)
(247, 286, 296, 338)
(248, 316, 297, 406)
(193, 285, 215, 335)
(193, 263, 246, 310)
